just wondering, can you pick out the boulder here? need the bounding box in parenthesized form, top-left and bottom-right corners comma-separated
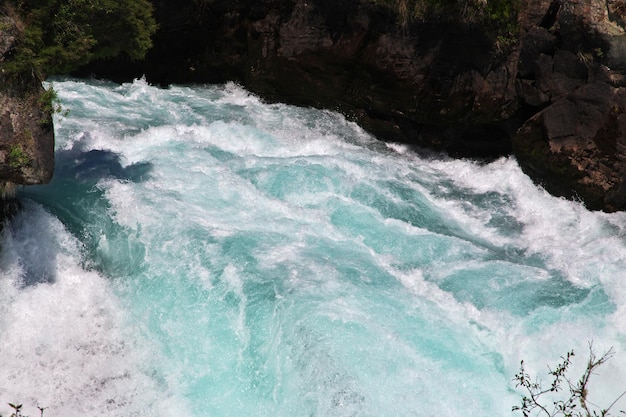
(513, 81, 626, 211)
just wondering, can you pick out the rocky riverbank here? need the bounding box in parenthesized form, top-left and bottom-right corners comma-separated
(78, 0, 626, 211)
(0, 14, 54, 217)
(4, 0, 626, 211)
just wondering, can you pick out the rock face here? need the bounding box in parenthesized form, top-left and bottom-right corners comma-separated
(512, 0, 626, 211)
(0, 15, 55, 213)
(80, 0, 626, 211)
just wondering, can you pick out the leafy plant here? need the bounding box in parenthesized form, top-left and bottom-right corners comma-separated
(38, 85, 66, 125)
(2, 0, 157, 78)
(7, 144, 30, 170)
(513, 344, 626, 417)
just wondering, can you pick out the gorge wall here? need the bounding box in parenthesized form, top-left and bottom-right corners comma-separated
(0, 14, 55, 216)
(75, 0, 626, 212)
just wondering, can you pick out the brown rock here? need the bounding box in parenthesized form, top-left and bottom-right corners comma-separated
(0, 15, 55, 200)
(513, 82, 626, 211)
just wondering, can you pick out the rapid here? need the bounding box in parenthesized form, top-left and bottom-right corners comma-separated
(1, 78, 625, 416)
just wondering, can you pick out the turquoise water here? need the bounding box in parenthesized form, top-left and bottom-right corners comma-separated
(1, 78, 626, 416)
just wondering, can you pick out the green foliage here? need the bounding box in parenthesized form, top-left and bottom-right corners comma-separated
(7, 144, 30, 170)
(3, 0, 157, 77)
(38, 85, 66, 125)
(38, 86, 59, 113)
(513, 345, 626, 417)
(486, 0, 520, 52)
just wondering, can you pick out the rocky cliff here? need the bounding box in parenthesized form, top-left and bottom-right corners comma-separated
(0, 14, 55, 216)
(512, 0, 626, 211)
(79, 0, 626, 211)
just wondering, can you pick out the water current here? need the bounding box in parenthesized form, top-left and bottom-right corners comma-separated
(1, 78, 626, 417)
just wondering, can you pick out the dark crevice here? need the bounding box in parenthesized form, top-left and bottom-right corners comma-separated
(539, 0, 561, 29)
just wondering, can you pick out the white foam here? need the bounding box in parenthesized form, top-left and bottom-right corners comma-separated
(38, 78, 626, 417)
(385, 142, 411, 154)
(216, 81, 265, 107)
(0, 202, 171, 417)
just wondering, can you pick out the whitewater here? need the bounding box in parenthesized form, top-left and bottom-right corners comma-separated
(1, 78, 626, 417)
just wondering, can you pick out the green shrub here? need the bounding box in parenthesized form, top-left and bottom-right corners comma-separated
(37, 85, 66, 126)
(7, 144, 30, 170)
(2, 0, 157, 78)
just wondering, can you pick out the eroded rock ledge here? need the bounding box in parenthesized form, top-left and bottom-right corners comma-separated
(0, 15, 54, 216)
(80, 0, 626, 211)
